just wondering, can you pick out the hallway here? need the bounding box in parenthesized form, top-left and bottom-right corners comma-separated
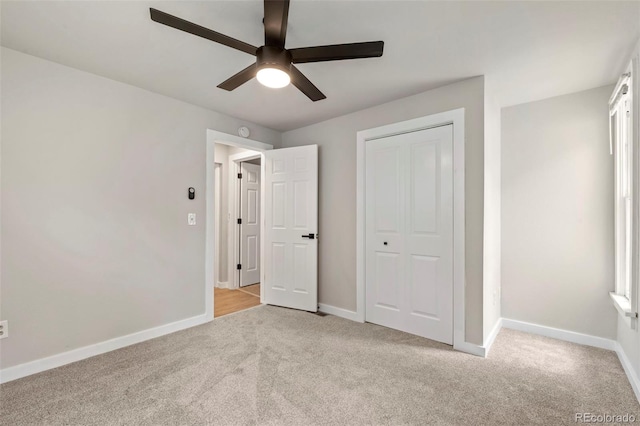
(214, 284, 261, 317)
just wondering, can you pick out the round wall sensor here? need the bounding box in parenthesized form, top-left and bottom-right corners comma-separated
(238, 126, 251, 138)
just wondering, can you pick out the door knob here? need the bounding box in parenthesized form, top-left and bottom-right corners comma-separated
(302, 233, 315, 239)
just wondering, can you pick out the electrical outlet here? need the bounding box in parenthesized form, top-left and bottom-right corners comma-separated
(0, 320, 8, 339)
(188, 213, 196, 226)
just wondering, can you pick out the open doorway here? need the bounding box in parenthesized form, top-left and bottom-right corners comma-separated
(206, 129, 319, 321)
(213, 142, 262, 317)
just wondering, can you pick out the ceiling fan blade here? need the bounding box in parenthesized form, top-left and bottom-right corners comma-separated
(290, 66, 326, 102)
(150, 8, 257, 56)
(263, 0, 290, 48)
(290, 41, 384, 64)
(217, 64, 258, 91)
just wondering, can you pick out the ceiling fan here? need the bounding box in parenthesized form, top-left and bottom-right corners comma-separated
(149, 1, 384, 101)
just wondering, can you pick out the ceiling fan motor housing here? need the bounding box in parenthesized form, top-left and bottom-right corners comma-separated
(149, 2, 383, 101)
(257, 46, 292, 73)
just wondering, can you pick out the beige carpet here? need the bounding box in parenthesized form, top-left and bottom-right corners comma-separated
(1, 305, 638, 425)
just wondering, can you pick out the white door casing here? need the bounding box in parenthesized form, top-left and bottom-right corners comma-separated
(365, 125, 454, 344)
(264, 145, 318, 312)
(214, 163, 222, 287)
(240, 162, 261, 287)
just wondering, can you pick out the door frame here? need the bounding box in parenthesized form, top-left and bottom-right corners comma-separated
(214, 162, 222, 287)
(228, 151, 262, 289)
(205, 129, 273, 321)
(356, 108, 468, 352)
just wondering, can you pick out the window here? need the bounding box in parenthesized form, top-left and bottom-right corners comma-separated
(610, 66, 636, 320)
(613, 88, 632, 299)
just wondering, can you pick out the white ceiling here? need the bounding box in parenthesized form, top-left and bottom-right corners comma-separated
(2, 1, 639, 131)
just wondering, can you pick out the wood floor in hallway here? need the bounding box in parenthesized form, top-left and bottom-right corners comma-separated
(214, 284, 261, 318)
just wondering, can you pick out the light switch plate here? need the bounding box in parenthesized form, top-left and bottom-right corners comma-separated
(188, 213, 196, 226)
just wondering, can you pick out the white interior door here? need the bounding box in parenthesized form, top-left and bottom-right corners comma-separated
(240, 162, 261, 287)
(365, 125, 453, 344)
(264, 145, 318, 312)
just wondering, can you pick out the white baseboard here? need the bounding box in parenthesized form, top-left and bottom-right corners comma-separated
(0, 313, 210, 384)
(482, 317, 503, 356)
(452, 318, 502, 358)
(318, 303, 359, 322)
(215, 281, 229, 289)
(614, 342, 640, 403)
(499, 318, 640, 403)
(336, 304, 487, 356)
(501, 318, 617, 351)
(454, 341, 486, 357)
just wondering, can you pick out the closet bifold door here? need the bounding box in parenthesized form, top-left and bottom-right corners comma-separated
(365, 125, 454, 344)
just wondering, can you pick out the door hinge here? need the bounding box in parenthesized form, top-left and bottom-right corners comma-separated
(237, 264, 242, 270)
(237, 218, 242, 225)
(237, 173, 242, 179)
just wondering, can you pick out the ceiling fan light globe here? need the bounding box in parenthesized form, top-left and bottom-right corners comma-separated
(257, 67, 291, 89)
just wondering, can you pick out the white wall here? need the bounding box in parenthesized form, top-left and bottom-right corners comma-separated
(0, 48, 281, 369)
(214, 143, 231, 285)
(283, 77, 486, 345)
(501, 85, 616, 339)
(617, 37, 640, 397)
(0, 7, 4, 356)
(483, 78, 501, 342)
